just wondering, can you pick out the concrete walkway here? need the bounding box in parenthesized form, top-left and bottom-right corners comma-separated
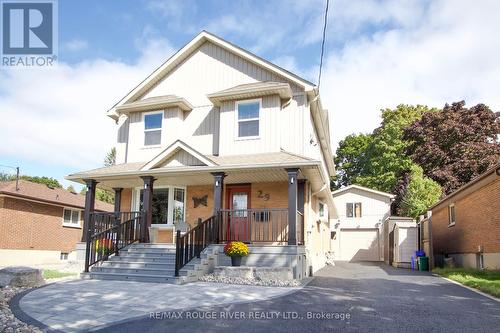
(14, 279, 300, 332)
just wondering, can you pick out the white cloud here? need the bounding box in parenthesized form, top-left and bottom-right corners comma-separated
(321, 0, 500, 149)
(62, 39, 89, 52)
(0, 38, 176, 171)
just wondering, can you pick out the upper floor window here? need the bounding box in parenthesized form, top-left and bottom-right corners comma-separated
(346, 202, 362, 218)
(62, 208, 80, 227)
(448, 203, 456, 226)
(236, 100, 260, 138)
(144, 112, 163, 146)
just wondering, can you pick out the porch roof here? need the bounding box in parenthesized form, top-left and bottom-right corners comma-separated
(66, 151, 324, 189)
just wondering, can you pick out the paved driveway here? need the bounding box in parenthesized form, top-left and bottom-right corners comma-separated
(98, 262, 500, 333)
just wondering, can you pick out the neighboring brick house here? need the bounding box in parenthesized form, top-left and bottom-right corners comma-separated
(429, 163, 500, 269)
(0, 180, 113, 266)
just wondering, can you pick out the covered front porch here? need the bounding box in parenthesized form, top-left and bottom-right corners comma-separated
(75, 165, 320, 276)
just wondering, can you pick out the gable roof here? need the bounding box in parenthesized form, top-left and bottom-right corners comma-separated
(0, 180, 114, 211)
(332, 184, 395, 199)
(141, 140, 216, 170)
(107, 31, 316, 120)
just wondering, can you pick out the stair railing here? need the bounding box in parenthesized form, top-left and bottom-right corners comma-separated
(84, 211, 145, 272)
(175, 215, 218, 277)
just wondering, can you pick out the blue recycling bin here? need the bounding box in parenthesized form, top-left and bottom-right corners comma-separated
(415, 250, 425, 257)
(411, 256, 419, 270)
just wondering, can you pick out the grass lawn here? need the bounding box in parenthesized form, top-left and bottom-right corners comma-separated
(433, 267, 500, 298)
(43, 269, 77, 280)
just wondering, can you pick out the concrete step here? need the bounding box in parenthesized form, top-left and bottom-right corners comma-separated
(129, 244, 175, 249)
(91, 266, 177, 276)
(86, 271, 182, 284)
(109, 255, 175, 264)
(127, 248, 176, 254)
(101, 261, 173, 269)
(120, 250, 175, 257)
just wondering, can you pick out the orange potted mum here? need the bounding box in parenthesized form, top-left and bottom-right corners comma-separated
(224, 241, 249, 266)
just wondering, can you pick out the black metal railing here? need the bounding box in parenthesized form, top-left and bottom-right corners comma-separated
(84, 211, 145, 272)
(175, 215, 218, 277)
(219, 209, 290, 244)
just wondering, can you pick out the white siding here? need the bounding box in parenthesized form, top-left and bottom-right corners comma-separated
(331, 188, 392, 261)
(117, 41, 318, 162)
(219, 96, 281, 155)
(331, 189, 392, 226)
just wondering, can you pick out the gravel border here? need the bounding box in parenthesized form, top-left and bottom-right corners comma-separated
(1, 286, 44, 333)
(198, 274, 302, 287)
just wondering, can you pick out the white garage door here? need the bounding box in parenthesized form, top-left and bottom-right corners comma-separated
(339, 229, 380, 261)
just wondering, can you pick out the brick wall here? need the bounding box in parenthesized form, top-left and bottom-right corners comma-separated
(186, 185, 214, 227)
(432, 178, 500, 255)
(0, 197, 83, 252)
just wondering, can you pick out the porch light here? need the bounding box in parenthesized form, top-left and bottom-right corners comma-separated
(216, 180, 220, 187)
(290, 177, 294, 184)
(144, 184, 148, 189)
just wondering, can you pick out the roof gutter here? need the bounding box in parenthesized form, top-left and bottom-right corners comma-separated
(307, 89, 335, 177)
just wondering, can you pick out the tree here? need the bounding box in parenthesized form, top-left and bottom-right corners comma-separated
(404, 101, 500, 194)
(104, 148, 116, 167)
(0, 173, 12, 181)
(393, 165, 442, 218)
(356, 104, 437, 192)
(19, 175, 61, 188)
(332, 133, 373, 190)
(80, 187, 115, 204)
(66, 185, 76, 193)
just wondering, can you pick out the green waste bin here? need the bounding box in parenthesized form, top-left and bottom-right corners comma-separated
(418, 256, 429, 271)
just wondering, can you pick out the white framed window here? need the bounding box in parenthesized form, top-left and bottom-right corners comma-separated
(346, 202, 362, 218)
(62, 208, 81, 228)
(319, 202, 325, 217)
(143, 111, 163, 146)
(133, 185, 187, 226)
(236, 99, 260, 139)
(448, 203, 456, 226)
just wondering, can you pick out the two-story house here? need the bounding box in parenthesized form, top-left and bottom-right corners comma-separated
(67, 31, 335, 282)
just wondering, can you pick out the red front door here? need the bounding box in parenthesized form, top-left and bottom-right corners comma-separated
(226, 185, 251, 241)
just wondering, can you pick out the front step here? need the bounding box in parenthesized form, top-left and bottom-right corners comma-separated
(85, 271, 182, 284)
(86, 244, 219, 284)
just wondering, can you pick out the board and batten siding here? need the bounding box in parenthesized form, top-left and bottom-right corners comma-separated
(331, 189, 392, 227)
(116, 40, 318, 163)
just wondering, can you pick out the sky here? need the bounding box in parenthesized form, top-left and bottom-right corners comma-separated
(1, 0, 500, 190)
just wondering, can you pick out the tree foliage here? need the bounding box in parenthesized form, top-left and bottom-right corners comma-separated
(393, 165, 442, 218)
(356, 104, 437, 193)
(404, 101, 500, 194)
(104, 148, 116, 167)
(332, 133, 373, 189)
(66, 185, 76, 193)
(334, 104, 442, 217)
(80, 187, 115, 204)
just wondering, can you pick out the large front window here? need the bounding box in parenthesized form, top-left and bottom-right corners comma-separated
(144, 112, 163, 146)
(236, 100, 260, 138)
(137, 186, 186, 225)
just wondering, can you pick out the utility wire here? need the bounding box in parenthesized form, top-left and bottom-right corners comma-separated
(317, 0, 330, 90)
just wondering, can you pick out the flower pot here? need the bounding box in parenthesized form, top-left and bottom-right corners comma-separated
(231, 256, 242, 267)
